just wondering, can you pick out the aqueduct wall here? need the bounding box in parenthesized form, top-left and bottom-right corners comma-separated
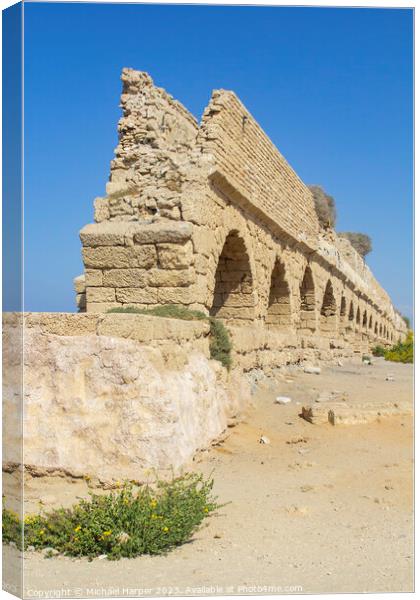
(75, 68, 406, 353)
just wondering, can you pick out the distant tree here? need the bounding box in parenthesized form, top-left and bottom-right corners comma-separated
(308, 185, 336, 230)
(338, 232, 372, 258)
(402, 316, 411, 328)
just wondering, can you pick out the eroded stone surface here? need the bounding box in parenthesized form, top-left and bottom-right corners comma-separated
(3, 315, 249, 482)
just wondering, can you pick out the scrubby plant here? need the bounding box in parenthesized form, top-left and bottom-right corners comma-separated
(209, 317, 233, 370)
(372, 345, 386, 357)
(338, 232, 372, 258)
(308, 185, 336, 229)
(3, 473, 220, 560)
(384, 331, 413, 364)
(107, 305, 232, 368)
(403, 316, 411, 329)
(107, 304, 208, 321)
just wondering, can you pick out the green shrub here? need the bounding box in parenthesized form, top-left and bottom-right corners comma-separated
(209, 317, 233, 370)
(372, 345, 386, 357)
(2, 506, 21, 546)
(3, 473, 220, 560)
(403, 316, 411, 329)
(107, 304, 208, 321)
(384, 331, 413, 364)
(107, 305, 232, 369)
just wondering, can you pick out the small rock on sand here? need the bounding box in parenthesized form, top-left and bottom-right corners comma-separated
(275, 396, 291, 405)
(304, 366, 321, 375)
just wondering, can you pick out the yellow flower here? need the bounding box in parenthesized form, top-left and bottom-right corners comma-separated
(115, 481, 121, 488)
(39, 529, 45, 536)
(204, 507, 209, 513)
(102, 530, 112, 537)
(74, 525, 81, 532)
(123, 499, 129, 505)
(150, 499, 157, 508)
(151, 513, 158, 520)
(162, 526, 169, 533)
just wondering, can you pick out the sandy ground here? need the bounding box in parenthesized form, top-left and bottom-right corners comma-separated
(3, 357, 414, 597)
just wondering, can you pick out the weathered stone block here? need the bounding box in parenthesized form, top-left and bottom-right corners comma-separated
(116, 288, 158, 304)
(86, 287, 116, 303)
(133, 222, 192, 244)
(76, 293, 86, 311)
(103, 269, 147, 288)
(86, 302, 121, 313)
(93, 197, 110, 223)
(157, 241, 193, 269)
(85, 269, 103, 287)
(80, 222, 128, 246)
(73, 274, 86, 294)
(157, 287, 194, 304)
(147, 268, 195, 288)
(82, 245, 156, 269)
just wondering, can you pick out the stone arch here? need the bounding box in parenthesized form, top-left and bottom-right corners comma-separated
(348, 300, 355, 326)
(298, 265, 316, 333)
(266, 258, 291, 329)
(374, 321, 378, 335)
(379, 324, 383, 337)
(356, 306, 361, 329)
(362, 310, 367, 329)
(320, 280, 337, 335)
(339, 295, 347, 333)
(210, 230, 256, 323)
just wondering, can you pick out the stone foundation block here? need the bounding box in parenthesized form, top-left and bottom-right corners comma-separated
(115, 288, 158, 304)
(157, 241, 193, 269)
(86, 287, 116, 303)
(103, 269, 147, 288)
(147, 267, 195, 288)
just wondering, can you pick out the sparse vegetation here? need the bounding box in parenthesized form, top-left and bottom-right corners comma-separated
(209, 317, 233, 369)
(107, 304, 208, 321)
(372, 345, 386, 357)
(338, 232, 372, 258)
(308, 185, 336, 229)
(384, 331, 413, 364)
(107, 305, 232, 369)
(2, 473, 220, 560)
(403, 316, 411, 329)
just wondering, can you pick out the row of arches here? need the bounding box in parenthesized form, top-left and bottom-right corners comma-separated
(208, 230, 396, 342)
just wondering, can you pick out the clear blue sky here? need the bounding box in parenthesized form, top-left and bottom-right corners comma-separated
(22, 2, 413, 321)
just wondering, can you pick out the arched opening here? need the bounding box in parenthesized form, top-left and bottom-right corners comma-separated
(266, 259, 291, 330)
(339, 295, 347, 333)
(356, 307, 361, 330)
(298, 265, 316, 333)
(348, 301, 355, 328)
(379, 324, 383, 337)
(362, 310, 367, 329)
(210, 231, 255, 323)
(374, 322, 378, 335)
(320, 280, 337, 335)
(368, 315, 373, 330)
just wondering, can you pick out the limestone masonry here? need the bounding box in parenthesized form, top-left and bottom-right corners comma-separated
(76, 68, 405, 349)
(2, 70, 409, 493)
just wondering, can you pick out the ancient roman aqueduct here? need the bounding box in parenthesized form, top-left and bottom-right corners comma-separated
(75, 68, 406, 348)
(3, 68, 409, 490)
